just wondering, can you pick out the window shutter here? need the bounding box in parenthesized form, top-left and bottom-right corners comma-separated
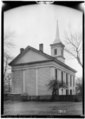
(70, 75, 72, 87)
(73, 76, 75, 87)
(66, 73, 68, 85)
(61, 71, 63, 84)
(55, 69, 57, 80)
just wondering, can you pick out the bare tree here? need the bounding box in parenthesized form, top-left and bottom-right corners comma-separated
(4, 30, 15, 80)
(4, 54, 12, 80)
(4, 30, 15, 56)
(64, 30, 82, 67)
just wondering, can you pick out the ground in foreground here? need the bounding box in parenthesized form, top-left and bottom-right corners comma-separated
(3, 101, 82, 116)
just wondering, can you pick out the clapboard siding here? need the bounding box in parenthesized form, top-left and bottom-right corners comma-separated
(25, 69, 36, 95)
(12, 70, 23, 94)
(38, 67, 52, 95)
(25, 69, 31, 95)
(50, 67, 55, 80)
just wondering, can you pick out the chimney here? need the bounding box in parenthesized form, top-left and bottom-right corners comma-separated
(39, 44, 43, 52)
(20, 48, 24, 53)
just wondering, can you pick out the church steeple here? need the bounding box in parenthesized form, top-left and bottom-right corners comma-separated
(53, 20, 60, 44)
(50, 20, 65, 63)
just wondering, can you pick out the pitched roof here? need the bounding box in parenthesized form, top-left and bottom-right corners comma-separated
(9, 46, 53, 66)
(9, 45, 77, 73)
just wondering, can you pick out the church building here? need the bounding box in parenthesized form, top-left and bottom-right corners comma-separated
(9, 21, 76, 96)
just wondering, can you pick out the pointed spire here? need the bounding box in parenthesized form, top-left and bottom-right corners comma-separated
(53, 20, 61, 44)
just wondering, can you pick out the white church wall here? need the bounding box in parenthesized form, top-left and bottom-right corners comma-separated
(63, 89, 66, 95)
(12, 66, 52, 96)
(11, 70, 23, 94)
(59, 88, 66, 95)
(12, 61, 76, 96)
(38, 67, 52, 95)
(50, 67, 55, 80)
(59, 88, 62, 95)
(73, 88, 76, 95)
(12, 61, 75, 77)
(25, 69, 36, 96)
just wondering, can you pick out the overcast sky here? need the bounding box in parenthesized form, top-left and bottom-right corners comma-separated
(4, 3, 82, 77)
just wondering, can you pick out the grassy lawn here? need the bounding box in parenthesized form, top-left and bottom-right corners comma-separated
(3, 101, 83, 116)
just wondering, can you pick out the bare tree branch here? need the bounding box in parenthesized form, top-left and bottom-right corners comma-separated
(64, 30, 82, 67)
(64, 48, 77, 58)
(4, 30, 16, 80)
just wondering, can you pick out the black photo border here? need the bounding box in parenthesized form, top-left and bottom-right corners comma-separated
(1, 0, 84, 118)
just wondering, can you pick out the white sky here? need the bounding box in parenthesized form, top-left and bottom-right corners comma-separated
(4, 3, 82, 77)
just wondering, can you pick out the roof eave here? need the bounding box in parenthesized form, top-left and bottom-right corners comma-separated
(10, 60, 54, 66)
(53, 59, 77, 73)
(50, 42, 65, 47)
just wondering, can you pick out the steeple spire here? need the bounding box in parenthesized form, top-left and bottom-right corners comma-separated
(50, 20, 65, 63)
(53, 20, 61, 44)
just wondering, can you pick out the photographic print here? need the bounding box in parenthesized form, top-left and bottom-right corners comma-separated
(2, 1, 84, 118)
